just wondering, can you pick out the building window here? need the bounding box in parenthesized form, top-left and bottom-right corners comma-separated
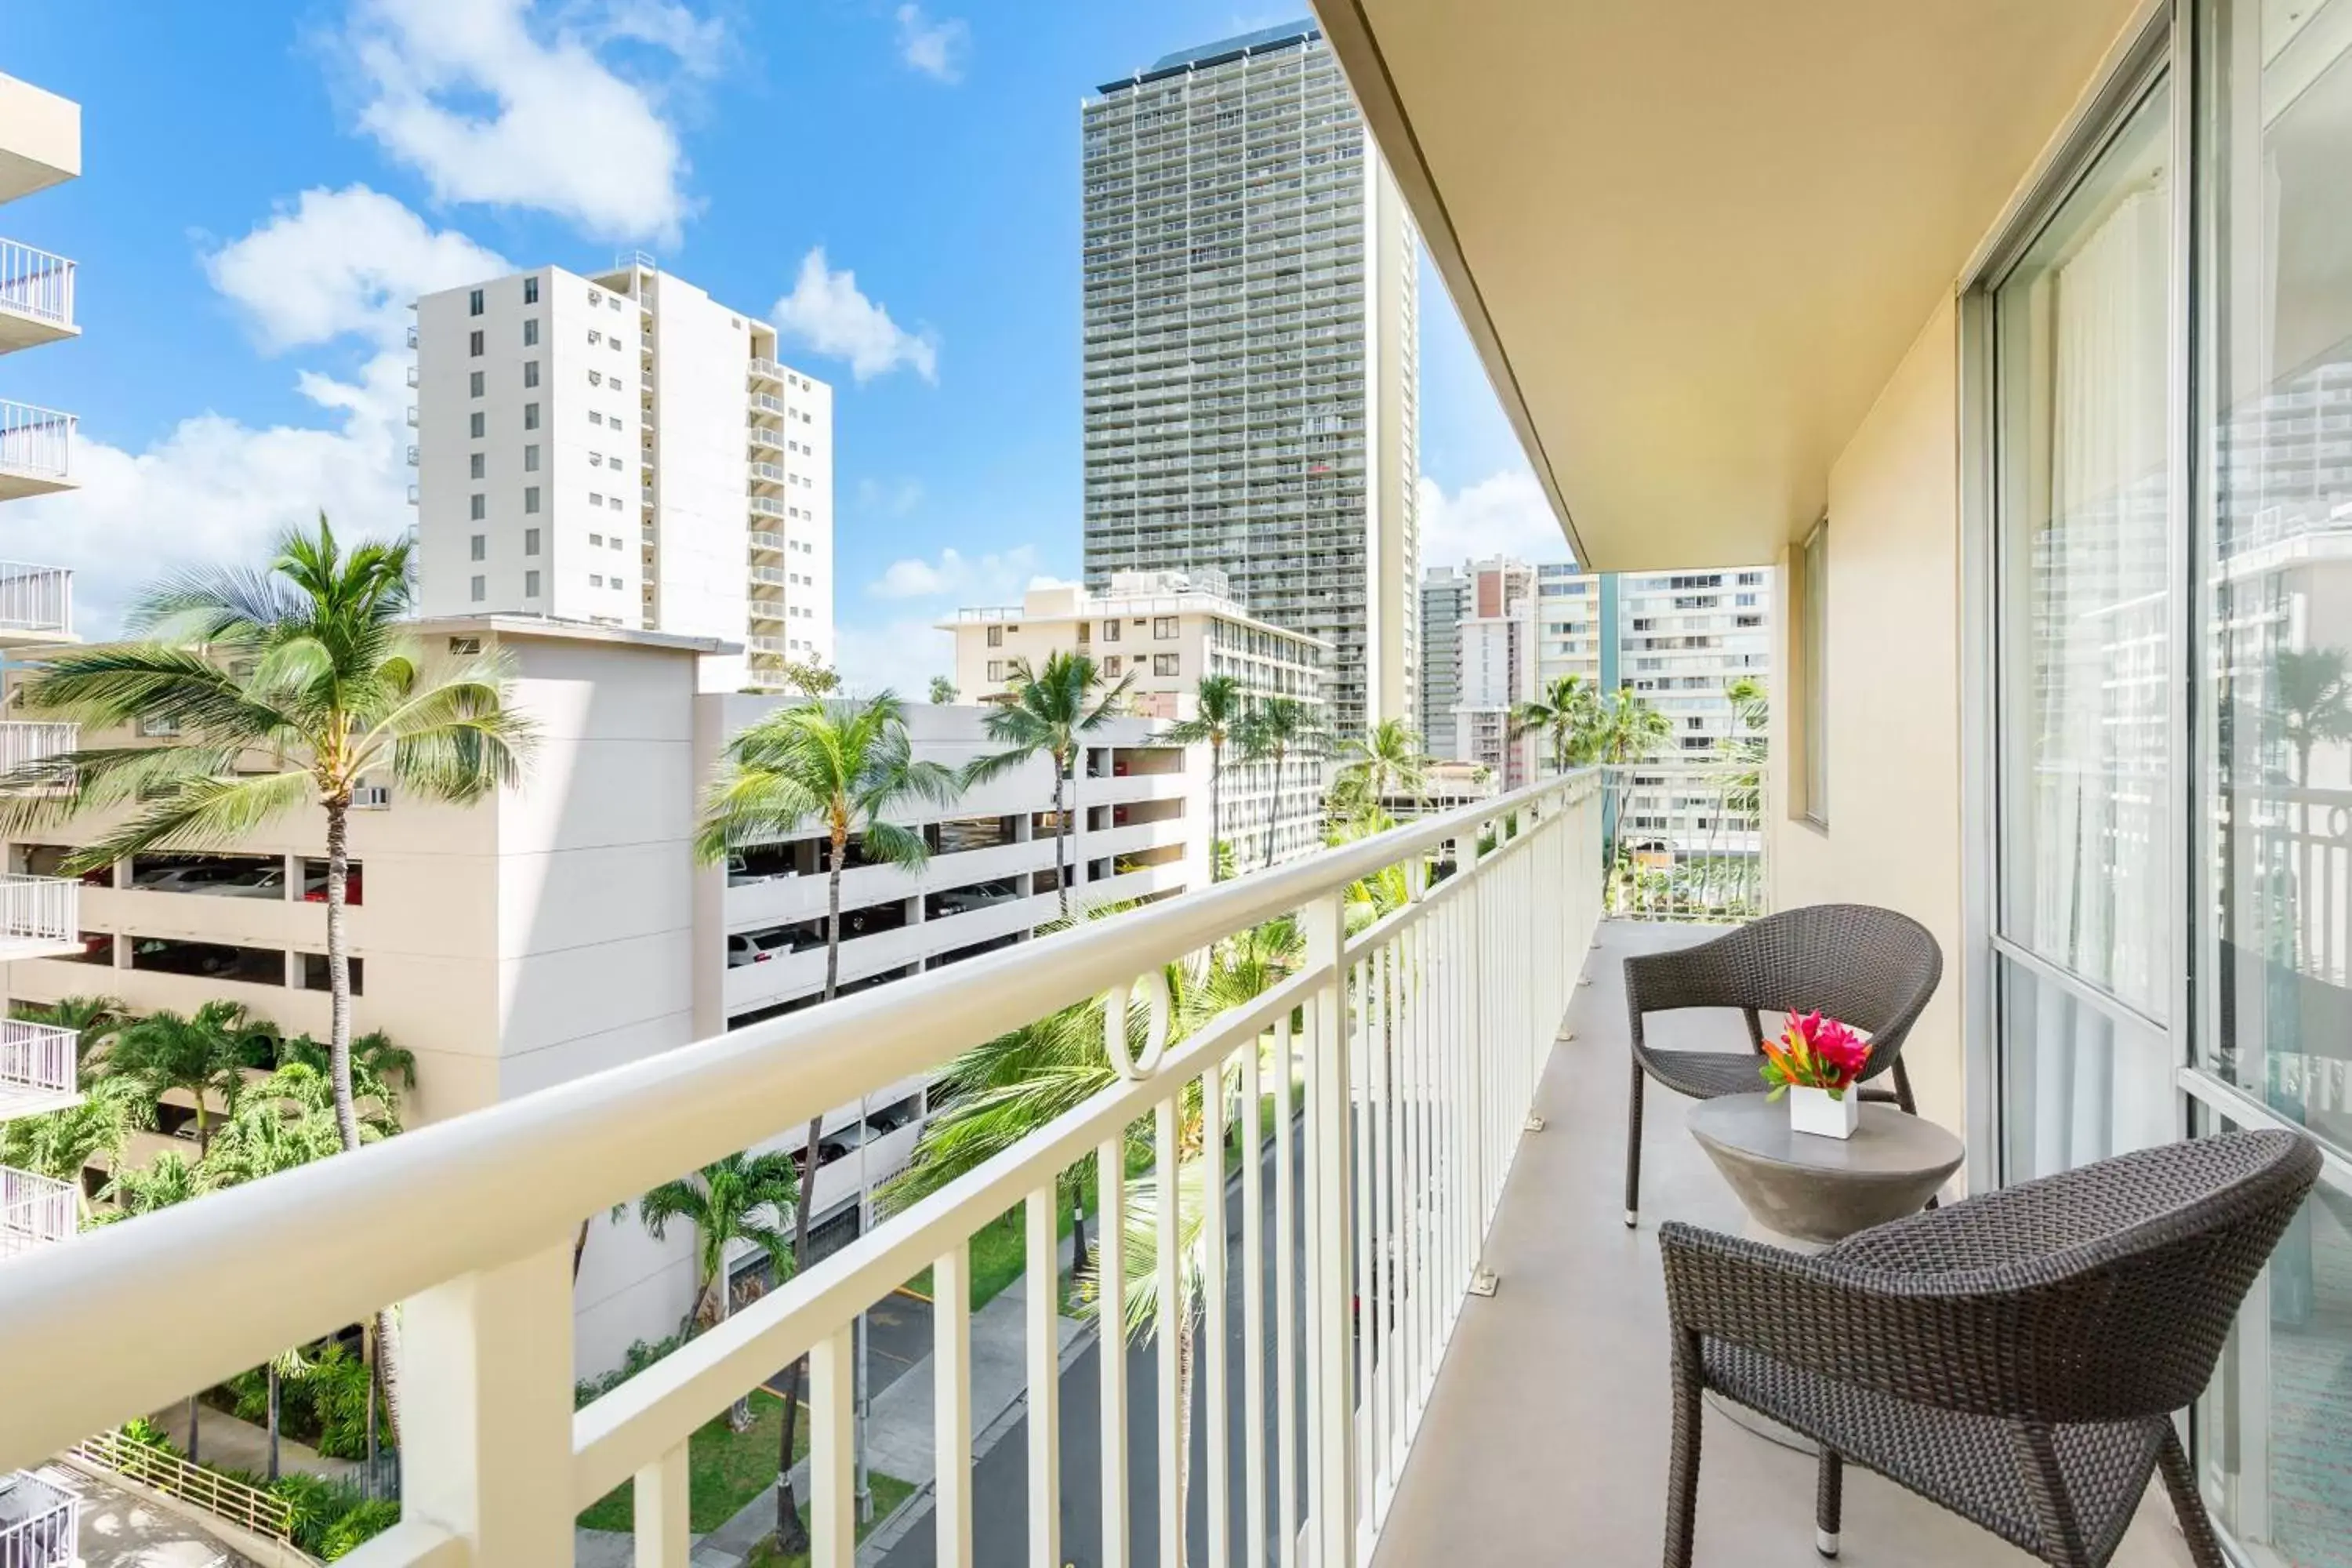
(588, 329, 602, 346)
(1152, 616, 1178, 640)
(524, 569, 541, 597)
(1798, 520, 1827, 828)
(298, 954, 364, 996)
(469, 494, 486, 521)
(469, 535, 485, 561)
(470, 575, 486, 602)
(1076, 622, 1091, 644)
(470, 453, 485, 481)
(590, 574, 604, 588)
(1152, 653, 1179, 677)
(589, 533, 604, 547)
(523, 276, 539, 304)
(470, 412, 486, 440)
(523, 444, 539, 473)
(468, 328, 484, 356)
(986, 659, 1005, 681)
(468, 289, 485, 316)
(1104, 655, 1121, 676)
(524, 361, 540, 388)
(469, 370, 484, 397)
(986, 625, 1004, 648)
(522, 319, 539, 347)
(524, 402, 540, 430)
(524, 486, 541, 514)
(1101, 619, 1120, 643)
(523, 528, 540, 556)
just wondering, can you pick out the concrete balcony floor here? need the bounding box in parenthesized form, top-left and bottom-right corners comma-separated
(1373, 920, 2196, 1568)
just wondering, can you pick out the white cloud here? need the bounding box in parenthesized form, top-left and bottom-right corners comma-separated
(895, 5, 970, 82)
(1417, 468, 1576, 569)
(771, 249, 938, 383)
(204, 185, 510, 354)
(834, 616, 960, 702)
(867, 544, 1040, 601)
(342, 0, 713, 243)
(0, 355, 414, 639)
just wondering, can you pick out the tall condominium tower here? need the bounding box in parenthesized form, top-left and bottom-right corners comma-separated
(1080, 22, 1420, 738)
(1418, 564, 1465, 757)
(1421, 559, 1539, 788)
(412, 259, 834, 692)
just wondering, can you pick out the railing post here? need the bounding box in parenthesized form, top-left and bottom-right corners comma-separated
(1455, 824, 1498, 1299)
(396, 1241, 575, 1563)
(1302, 888, 1356, 1567)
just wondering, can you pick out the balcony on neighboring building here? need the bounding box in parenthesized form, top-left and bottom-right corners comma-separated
(0, 1167, 74, 1261)
(0, 240, 76, 354)
(0, 1018, 77, 1122)
(0, 403, 74, 501)
(0, 561, 70, 644)
(0, 721, 74, 780)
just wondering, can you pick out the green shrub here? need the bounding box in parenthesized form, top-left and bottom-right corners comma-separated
(574, 1325, 691, 1407)
(319, 1499, 401, 1559)
(299, 1345, 383, 1461)
(120, 1416, 177, 1451)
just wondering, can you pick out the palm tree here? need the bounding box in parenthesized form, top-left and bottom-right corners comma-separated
(0, 1074, 153, 1203)
(633, 1152, 800, 1433)
(1167, 674, 1248, 880)
(0, 519, 535, 1447)
(1717, 676, 1769, 817)
(694, 691, 957, 1553)
(1511, 673, 1602, 775)
(1594, 685, 1674, 764)
(273, 1030, 415, 1121)
(928, 674, 959, 705)
(1238, 696, 1325, 872)
(1337, 717, 1428, 820)
(2268, 646, 2352, 786)
(98, 1001, 257, 1156)
(966, 652, 1136, 915)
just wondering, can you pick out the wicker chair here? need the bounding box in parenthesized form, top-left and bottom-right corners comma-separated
(1624, 903, 1942, 1227)
(1657, 1131, 2322, 1566)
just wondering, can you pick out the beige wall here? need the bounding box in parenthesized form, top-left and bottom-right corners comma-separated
(1769, 296, 1970, 1148)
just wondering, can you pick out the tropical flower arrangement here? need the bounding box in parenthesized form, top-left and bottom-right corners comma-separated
(1758, 1010, 1871, 1098)
(1760, 1011, 1872, 1139)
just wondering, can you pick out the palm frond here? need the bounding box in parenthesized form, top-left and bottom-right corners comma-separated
(64, 769, 311, 871)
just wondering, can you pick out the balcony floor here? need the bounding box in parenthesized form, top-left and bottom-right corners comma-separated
(1373, 920, 2197, 1568)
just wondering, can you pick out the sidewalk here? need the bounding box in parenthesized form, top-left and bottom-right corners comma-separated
(29, 1461, 255, 1567)
(682, 1229, 1087, 1568)
(143, 1403, 358, 1484)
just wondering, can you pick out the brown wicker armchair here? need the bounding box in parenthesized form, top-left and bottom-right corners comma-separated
(1624, 903, 1942, 1227)
(1657, 1131, 2323, 1566)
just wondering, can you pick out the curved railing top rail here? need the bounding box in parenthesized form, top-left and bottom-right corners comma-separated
(0, 769, 1595, 1473)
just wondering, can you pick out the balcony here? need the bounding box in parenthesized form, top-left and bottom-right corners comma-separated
(0, 1167, 74, 1261)
(0, 401, 73, 500)
(0, 1465, 73, 1566)
(0, 561, 70, 641)
(748, 530, 786, 555)
(0, 720, 73, 777)
(748, 426, 783, 452)
(0, 776, 1613, 1567)
(749, 460, 785, 486)
(749, 494, 786, 519)
(746, 596, 787, 623)
(748, 356, 783, 384)
(750, 564, 788, 588)
(0, 240, 76, 352)
(0, 1018, 77, 1120)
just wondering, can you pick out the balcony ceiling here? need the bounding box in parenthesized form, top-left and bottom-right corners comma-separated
(1314, 0, 2146, 572)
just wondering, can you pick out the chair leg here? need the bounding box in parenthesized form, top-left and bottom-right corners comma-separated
(2156, 1425, 2229, 1568)
(1663, 1330, 1704, 1568)
(1890, 1060, 1938, 1209)
(1625, 1056, 1646, 1227)
(1815, 1450, 1843, 1559)
(2013, 1421, 2093, 1568)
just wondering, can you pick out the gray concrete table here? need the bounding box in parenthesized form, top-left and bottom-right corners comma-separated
(1690, 1092, 1963, 1249)
(1686, 1092, 1964, 1454)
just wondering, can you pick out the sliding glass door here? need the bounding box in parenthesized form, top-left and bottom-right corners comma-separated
(1991, 67, 2179, 1183)
(1984, 5, 2352, 1562)
(2193, 0, 2352, 1559)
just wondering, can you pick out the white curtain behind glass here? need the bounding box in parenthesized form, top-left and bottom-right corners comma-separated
(2027, 176, 2177, 1174)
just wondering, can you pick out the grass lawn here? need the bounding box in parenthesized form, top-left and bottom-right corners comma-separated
(740, 1472, 917, 1566)
(579, 1390, 814, 1534)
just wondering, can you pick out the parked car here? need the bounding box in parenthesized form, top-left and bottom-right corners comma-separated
(727, 933, 774, 968)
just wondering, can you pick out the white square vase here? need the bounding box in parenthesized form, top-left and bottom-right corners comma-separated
(1789, 1084, 1859, 1140)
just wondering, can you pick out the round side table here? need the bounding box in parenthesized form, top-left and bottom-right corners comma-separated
(1686, 1092, 1964, 1453)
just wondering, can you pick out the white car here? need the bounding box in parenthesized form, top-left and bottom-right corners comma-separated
(726, 933, 775, 967)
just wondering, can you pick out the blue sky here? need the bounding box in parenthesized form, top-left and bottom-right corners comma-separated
(1, 0, 1569, 689)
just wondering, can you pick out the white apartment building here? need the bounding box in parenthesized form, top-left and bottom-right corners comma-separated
(1425, 559, 1541, 789)
(411, 259, 834, 694)
(1080, 21, 1421, 740)
(0, 621, 1200, 1374)
(0, 71, 86, 1563)
(942, 569, 1330, 871)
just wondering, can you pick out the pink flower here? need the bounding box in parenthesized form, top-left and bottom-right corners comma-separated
(1767, 1010, 1871, 1093)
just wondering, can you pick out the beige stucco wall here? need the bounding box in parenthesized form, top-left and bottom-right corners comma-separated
(1769, 295, 1969, 1148)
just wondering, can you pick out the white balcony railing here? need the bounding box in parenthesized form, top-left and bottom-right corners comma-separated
(748, 531, 785, 554)
(0, 1168, 74, 1260)
(748, 356, 783, 383)
(0, 879, 74, 964)
(748, 460, 784, 485)
(0, 1019, 76, 1118)
(0, 1468, 74, 1567)
(1599, 759, 1767, 923)
(0, 404, 72, 489)
(0, 240, 75, 331)
(0, 563, 68, 636)
(749, 564, 788, 587)
(0, 722, 71, 775)
(0, 773, 1601, 1566)
(746, 634, 786, 655)
(747, 426, 782, 451)
(749, 494, 786, 518)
